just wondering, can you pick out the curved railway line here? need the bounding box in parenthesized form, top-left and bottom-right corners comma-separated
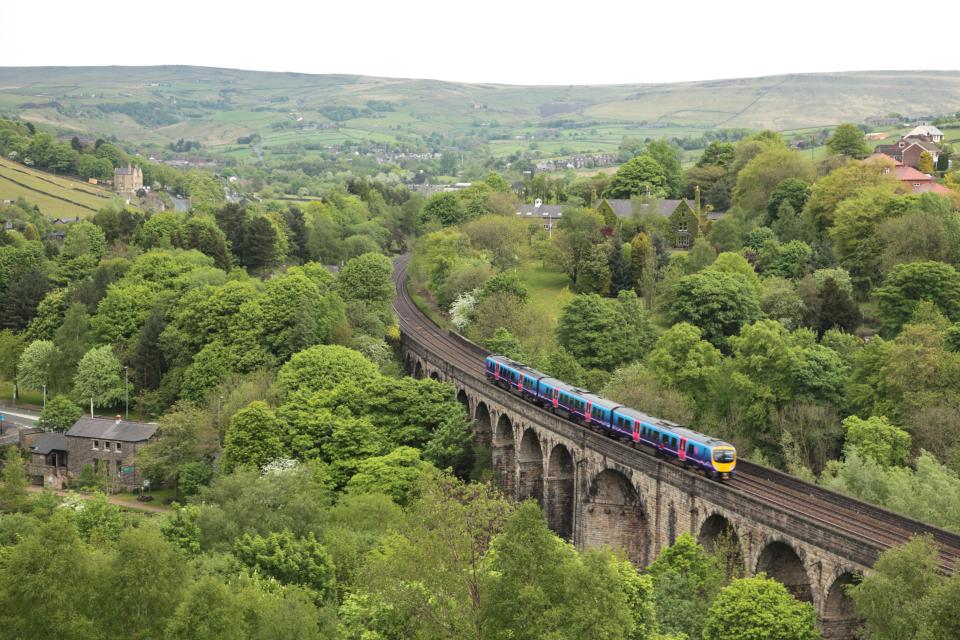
(393, 254, 960, 572)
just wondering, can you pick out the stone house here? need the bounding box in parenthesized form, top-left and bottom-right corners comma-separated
(66, 417, 157, 490)
(668, 200, 701, 248)
(27, 432, 69, 489)
(594, 197, 706, 248)
(114, 164, 143, 197)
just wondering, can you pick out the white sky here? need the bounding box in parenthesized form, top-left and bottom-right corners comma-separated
(1, 0, 958, 85)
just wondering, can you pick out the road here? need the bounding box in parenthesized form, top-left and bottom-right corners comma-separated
(26, 486, 171, 514)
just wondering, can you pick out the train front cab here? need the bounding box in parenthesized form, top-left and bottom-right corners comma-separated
(711, 445, 737, 478)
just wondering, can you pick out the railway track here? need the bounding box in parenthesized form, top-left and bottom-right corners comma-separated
(393, 254, 960, 572)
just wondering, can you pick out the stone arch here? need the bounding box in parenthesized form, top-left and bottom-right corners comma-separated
(697, 512, 745, 578)
(755, 540, 813, 603)
(545, 444, 574, 539)
(405, 353, 414, 375)
(492, 413, 516, 497)
(456, 388, 469, 413)
(517, 429, 544, 505)
(474, 402, 492, 450)
(414, 360, 424, 379)
(429, 370, 440, 381)
(821, 571, 861, 640)
(580, 468, 649, 565)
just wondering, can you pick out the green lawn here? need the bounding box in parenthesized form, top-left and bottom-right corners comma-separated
(513, 259, 572, 353)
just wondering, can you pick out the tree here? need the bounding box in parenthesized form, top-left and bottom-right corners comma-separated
(766, 178, 811, 226)
(234, 530, 336, 599)
(733, 147, 814, 217)
(698, 141, 736, 167)
(99, 526, 189, 640)
(165, 576, 249, 640)
(605, 155, 668, 198)
(666, 270, 762, 349)
(804, 159, 898, 233)
(346, 446, 430, 506)
(421, 192, 467, 226)
(575, 242, 612, 294)
(647, 533, 725, 639)
(827, 123, 870, 158)
(38, 395, 83, 432)
(73, 345, 124, 415)
(221, 401, 286, 473)
(136, 403, 220, 495)
(17, 339, 59, 392)
(0, 513, 99, 640)
(483, 502, 635, 640)
(277, 345, 379, 397)
(557, 291, 655, 370)
(336, 252, 395, 306)
(848, 536, 941, 640)
(237, 215, 279, 271)
(918, 151, 935, 174)
(813, 276, 861, 334)
(0, 444, 27, 513)
(644, 140, 684, 198)
(843, 415, 911, 466)
(875, 261, 960, 333)
(352, 474, 514, 640)
(702, 575, 819, 640)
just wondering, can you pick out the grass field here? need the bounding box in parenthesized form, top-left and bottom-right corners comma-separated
(4, 67, 960, 170)
(0, 156, 123, 219)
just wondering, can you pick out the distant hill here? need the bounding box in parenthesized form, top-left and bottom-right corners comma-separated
(1, 66, 959, 158)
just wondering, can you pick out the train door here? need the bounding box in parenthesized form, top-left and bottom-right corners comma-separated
(494, 362, 501, 381)
(633, 420, 640, 443)
(678, 437, 687, 462)
(552, 388, 559, 408)
(585, 401, 592, 423)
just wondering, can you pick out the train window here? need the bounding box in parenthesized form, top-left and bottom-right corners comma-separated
(661, 433, 669, 444)
(672, 437, 678, 449)
(687, 444, 694, 456)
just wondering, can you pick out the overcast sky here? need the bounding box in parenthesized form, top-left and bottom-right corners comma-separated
(2, 0, 958, 85)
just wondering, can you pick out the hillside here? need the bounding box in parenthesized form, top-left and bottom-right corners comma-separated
(2, 66, 960, 159)
(0, 156, 122, 219)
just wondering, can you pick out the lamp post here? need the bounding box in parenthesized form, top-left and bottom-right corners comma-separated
(124, 366, 129, 420)
(42, 384, 46, 409)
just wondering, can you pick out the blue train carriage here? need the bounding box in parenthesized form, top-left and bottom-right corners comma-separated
(485, 355, 548, 400)
(535, 377, 593, 422)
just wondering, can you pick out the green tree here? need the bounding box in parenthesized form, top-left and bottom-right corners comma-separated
(422, 192, 468, 226)
(136, 403, 220, 495)
(644, 140, 684, 198)
(575, 242, 612, 294)
(804, 160, 898, 233)
(0, 444, 28, 513)
(0, 513, 99, 640)
(766, 178, 811, 226)
(277, 345, 379, 397)
(557, 291, 655, 370)
(702, 575, 819, 640)
(221, 401, 286, 473)
(483, 502, 635, 640)
(346, 446, 430, 506)
(666, 270, 762, 349)
(165, 576, 249, 640)
(827, 123, 870, 158)
(234, 530, 336, 599)
(918, 151, 934, 173)
(17, 339, 59, 392)
(73, 345, 124, 415)
(336, 252, 394, 306)
(99, 526, 189, 640)
(843, 415, 911, 466)
(647, 533, 725, 639)
(733, 146, 814, 217)
(848, 536, 940, 640)
(876, 261, 960, 333)
(38, 395, 83, 432)
(605, 155, 668, 198)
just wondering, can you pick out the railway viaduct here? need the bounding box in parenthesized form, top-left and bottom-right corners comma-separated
(404, 338, 864, 638)
(394, 257, 960, 640)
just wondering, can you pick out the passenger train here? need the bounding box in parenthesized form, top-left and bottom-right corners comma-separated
(485, 354, 737, 480)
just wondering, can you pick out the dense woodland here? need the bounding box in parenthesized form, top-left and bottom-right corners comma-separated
(0, 116, 959, 639)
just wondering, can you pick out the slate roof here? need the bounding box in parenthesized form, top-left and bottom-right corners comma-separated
(66, 417, 157, 442)
(596, 198, 692, 218)
(31, 432, 68, 454)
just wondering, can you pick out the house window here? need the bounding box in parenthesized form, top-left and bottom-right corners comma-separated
(103, 442, 111, 451)
(116, 442, 122, 452)
(92, 440, 99, 450)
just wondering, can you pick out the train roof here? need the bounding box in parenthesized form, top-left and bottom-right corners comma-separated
(487, 355, 550, 380)
(538, 377, 591, 396)
(615, 406, 732, 447)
